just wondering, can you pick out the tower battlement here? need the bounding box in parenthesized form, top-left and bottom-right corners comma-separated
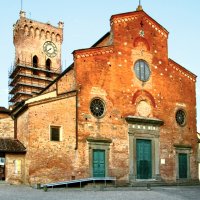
(13, 12, 63, 45)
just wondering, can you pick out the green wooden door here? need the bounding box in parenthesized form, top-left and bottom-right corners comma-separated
(136, 139, 152, 179)
(179, 153, 187, 178)
(93, 150, 105, 177)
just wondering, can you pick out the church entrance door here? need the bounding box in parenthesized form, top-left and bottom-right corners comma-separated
(93, 150, 105, 177)
(136, 139, 152, 179)
(178, 153, 188, 178)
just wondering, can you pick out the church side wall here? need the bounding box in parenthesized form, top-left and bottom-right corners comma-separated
(26, 96, 76, 184)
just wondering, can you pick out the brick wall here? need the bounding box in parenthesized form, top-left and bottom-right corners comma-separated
(0, 115, 14, 138)
(17, 96, 76, 184)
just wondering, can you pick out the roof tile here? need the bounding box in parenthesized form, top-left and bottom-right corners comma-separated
(0, 138, 26, 153)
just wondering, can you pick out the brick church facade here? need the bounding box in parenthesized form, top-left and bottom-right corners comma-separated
(0, 5, 199, 185)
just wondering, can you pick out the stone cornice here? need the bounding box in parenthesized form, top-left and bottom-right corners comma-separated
(73, 46, 114, 60)
(125, 116, 164, 126)
(169, 59, 197, 82)
(174, 144, 192, 149)
(144, 17, 168, 38)
(86, 137, 112, 144)
(110, 14, 138, 26)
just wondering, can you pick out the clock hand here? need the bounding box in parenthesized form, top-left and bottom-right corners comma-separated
(47, 48, 52, 52)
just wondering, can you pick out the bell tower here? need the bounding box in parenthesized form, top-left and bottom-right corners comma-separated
(9, 11, 64, 104)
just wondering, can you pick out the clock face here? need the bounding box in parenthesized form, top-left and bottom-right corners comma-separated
(43, 41, 57, 57)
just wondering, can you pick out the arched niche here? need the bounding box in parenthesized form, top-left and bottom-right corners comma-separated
(133, 37, 150, 51)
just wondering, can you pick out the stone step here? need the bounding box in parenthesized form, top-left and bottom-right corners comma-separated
(130, 180, 200, 187)
(84, 182, 114, 188)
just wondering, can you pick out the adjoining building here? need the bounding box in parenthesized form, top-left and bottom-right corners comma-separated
(1, 4, 199, 185)
(0, 107, 26, 183)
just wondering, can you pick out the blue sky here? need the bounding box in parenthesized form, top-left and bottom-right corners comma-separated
(0, 0, 199, 132)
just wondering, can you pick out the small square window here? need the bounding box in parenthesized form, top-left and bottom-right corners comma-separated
(50, 126, 61, 141)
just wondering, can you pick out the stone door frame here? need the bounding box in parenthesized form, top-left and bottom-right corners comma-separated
(87, 137, 112, 178)
(174, 145, 191, 180)
(93, 149, 106, 177)
(125, 116, 163, 182)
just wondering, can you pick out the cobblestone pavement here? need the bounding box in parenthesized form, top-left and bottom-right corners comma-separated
(0, 183, 200, 200)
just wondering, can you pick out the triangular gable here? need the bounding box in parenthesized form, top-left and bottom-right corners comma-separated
(110, 9, 169, 38)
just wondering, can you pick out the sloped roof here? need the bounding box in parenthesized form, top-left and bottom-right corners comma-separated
(0, 107, 10, 114)
(0, 139, 26, 153)
(39, 63, 74, 95)
(91, 32, 110, 47)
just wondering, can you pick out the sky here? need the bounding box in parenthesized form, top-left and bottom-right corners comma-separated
(0, 0, 199, 132)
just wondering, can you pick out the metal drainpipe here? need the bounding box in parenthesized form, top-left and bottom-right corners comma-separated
(14, 118, 17, 139)
(75, 90, 78, 150)
(11, 113, 17, 139)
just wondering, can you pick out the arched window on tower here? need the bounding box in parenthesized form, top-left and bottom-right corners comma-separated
(46, 58, 51, 78)
(33, 55, 38, 75)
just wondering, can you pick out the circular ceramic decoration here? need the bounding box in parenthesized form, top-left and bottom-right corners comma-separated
(139, 30, 145, 37)
(90, 98, 105, 118)
(134, 60, 151, 82)
(176, 109, 186, 126)
(136, 100, 152, 117)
